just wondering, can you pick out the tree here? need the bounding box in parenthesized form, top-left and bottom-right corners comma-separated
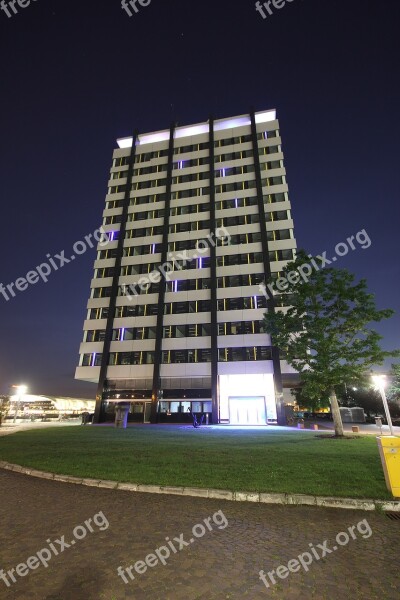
(291, 386, 330, 412)
(388, 400, 400, 419)
(345, 386, 382, 416)
(341, 383, 400, 421)
(0, 395, 10, 426)
(263, 251, 399, 437)
(387, 364, 400, 403)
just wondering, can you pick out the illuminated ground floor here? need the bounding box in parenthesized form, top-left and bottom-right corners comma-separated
(96, 371, 298, 425)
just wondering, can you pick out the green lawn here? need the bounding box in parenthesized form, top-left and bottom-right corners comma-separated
(0, 425, 391, 499)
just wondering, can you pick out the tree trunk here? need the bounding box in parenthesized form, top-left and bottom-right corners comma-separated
(329, 388, 344, 437)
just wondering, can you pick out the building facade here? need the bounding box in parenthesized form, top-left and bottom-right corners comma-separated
(75, 109, 298, 425)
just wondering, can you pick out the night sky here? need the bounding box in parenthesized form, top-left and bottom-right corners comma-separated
(1, 0, 399, 398)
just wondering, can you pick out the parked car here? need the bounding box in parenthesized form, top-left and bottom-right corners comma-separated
(314, 412, 333, 420)
(302, 411, 314, 419)
(293, 411, 304, 419)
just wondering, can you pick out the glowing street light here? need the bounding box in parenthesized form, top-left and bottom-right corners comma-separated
(12, 385, 27, 423)
(371, 375, 394, 436)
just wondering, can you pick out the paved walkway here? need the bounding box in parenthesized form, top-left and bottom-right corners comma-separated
(316, 421, 400, 436)
(0, 470, 398, 600)
(2, 419, 399, 437)
(0, 420, 81, 437)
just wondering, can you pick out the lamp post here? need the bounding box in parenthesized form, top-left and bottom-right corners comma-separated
(12, 385, 27, 424)
(371, 375, 394, 436)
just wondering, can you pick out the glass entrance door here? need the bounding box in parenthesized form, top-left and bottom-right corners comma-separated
(144, 402, 152, 423)
(229, 397, 266, 425)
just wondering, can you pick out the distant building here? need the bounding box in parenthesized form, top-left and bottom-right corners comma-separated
(75, 109, 299, 425)
(9, 395, 95, 417)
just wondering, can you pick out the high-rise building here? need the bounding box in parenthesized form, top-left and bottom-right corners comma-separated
(75, 109, 298, 425)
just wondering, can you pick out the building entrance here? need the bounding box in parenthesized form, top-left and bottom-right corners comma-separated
(144, 402, 152, 423)
(228, 397, 266, 425)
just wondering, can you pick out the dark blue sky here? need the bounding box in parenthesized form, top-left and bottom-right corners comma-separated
(0, 0, 399, 398)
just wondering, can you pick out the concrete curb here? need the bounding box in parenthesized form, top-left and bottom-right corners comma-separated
(1, 460, 399, 512)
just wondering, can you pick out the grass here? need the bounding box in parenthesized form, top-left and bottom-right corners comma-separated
(0, 425, 392, 499)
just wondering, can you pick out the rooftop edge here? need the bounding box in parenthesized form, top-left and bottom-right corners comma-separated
(116, 109, 277, 149)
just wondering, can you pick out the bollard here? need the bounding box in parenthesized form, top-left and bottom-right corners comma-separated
(311, 424, 318, 431)
(115, 402, 130, 429)
(375, 417, 383, 435)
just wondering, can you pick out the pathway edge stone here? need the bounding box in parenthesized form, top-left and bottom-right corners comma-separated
(0, 460, 399, 512)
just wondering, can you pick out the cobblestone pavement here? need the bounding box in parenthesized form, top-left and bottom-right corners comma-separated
(0, 470, 398, 600)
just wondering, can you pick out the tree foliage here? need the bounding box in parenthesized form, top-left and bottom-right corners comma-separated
(0, 395, 10, 426)
(342, 386, 382, 414)
(291, 387, 330, 411)
(387, 364, 400, 402)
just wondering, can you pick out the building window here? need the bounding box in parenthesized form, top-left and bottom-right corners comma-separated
(161, 349, 212, 364)
(81, 353, 103, 367)
(108, 352, 155, 365)
(216, 347, 272, 362)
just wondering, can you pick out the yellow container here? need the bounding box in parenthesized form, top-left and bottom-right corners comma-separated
(376, 436, 400, 498)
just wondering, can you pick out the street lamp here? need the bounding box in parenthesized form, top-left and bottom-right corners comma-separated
(12, 385, 27, 423)
(371, 375, 394, 436)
